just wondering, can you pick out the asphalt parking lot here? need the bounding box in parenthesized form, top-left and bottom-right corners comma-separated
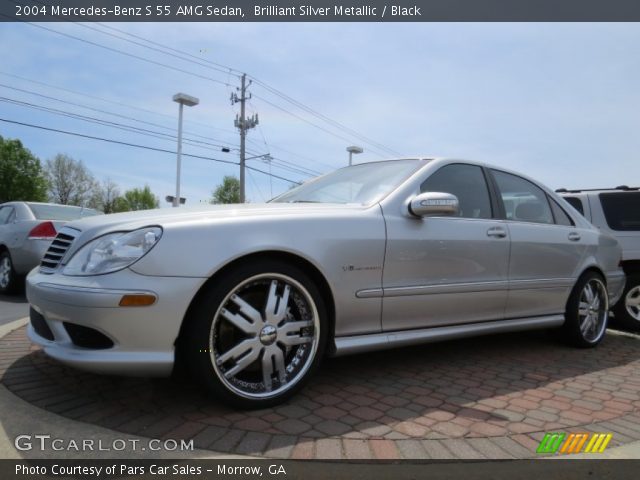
(0, 293, 28, 326)
(1, 304, 640, 459)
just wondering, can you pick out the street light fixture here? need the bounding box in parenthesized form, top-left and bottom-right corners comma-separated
(172, 93, 199, 207)
(346, 146, 363, 166)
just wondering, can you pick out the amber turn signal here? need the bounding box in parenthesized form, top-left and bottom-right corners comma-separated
(119, 294, 156, 307)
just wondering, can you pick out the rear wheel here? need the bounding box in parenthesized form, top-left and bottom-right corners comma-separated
(612, 274, 640, 331)
(184, 260, 327, 409)
(0, 251, 19, 295)
(562, 272, 609, 348)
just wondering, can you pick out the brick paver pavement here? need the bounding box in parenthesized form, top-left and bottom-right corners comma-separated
(2, 327, 640, 459)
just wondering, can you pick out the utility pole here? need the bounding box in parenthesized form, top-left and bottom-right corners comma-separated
(232, 74, 259, 203)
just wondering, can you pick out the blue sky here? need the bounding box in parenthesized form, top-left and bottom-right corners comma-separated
(1, 22, 639, 205)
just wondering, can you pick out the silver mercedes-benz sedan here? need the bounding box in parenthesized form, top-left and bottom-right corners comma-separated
(27, 159, 625, 408)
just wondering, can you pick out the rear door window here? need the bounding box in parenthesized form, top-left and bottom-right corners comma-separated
(0, 207, 13, 224)
(491, 170, 554, 224)
(549, 198, 574, 226)
(599, 192, 640, 231)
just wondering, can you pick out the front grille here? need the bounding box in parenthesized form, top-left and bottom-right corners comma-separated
(40, 227, 79, 273)
(63, 323, 114, 349)
(30, 308, 54, 341)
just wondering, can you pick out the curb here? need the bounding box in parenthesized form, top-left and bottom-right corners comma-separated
(0, 318, 252, 459)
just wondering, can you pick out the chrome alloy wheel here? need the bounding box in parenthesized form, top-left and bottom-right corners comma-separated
(578, 278, 608, 343)
(0, 256, 11, 289)
(209, 273, 320, 400)
(625, 285, 640, 322)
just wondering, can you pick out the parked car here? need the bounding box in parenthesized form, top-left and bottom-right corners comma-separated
(0, 202, 102, 294)
(557, 186, 640, 330)
(26, 159, 625, 408)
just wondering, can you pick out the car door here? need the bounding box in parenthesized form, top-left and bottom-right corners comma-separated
(381, 163, 511, 331)
(489, 169, 587, 318)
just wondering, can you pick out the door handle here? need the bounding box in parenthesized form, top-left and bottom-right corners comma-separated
(487, 227, 507, 238)
(568, 232, 581, 242)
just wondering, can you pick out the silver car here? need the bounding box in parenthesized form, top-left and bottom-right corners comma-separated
(26, 159, 625, 408)
(0, 202, 101, 294)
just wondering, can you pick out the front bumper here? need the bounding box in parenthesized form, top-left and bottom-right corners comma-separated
(26, 268, 205, 376)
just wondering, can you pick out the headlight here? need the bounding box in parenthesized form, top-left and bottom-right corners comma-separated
(63, 227, 162, 276)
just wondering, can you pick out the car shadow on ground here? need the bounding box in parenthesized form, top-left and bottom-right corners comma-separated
(1, 326, 640, 456)
(0, 292, 28, 304)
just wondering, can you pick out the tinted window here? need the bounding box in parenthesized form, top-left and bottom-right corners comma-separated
(0, 207, 11, 224)
(600, 192, 640, 231)
(549, 198, 574, 226)
(421, 164, 492, 219)
(492, 170, 553, 224)
(563, 196, 584, 215)
(27, 204, 102, 221)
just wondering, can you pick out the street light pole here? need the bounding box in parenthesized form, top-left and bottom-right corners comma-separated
(346, 145, 363, 166)
(172, 93, 199, 207)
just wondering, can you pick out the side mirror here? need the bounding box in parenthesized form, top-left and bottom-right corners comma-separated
(409, 192, 459, 217)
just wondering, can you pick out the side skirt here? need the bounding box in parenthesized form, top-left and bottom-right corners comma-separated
(332, 315, 565, 356)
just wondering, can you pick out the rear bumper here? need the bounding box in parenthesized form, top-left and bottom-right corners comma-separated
(606, 270, 626, 306)
(26, 268, 205, 377)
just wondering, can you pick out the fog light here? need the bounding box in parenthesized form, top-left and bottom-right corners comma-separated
(119, 294, 156, 307)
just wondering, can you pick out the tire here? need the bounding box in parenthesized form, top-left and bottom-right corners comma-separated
(184, 259, 328, 409)
(561, 272, 609, 348)
(612, 274, 640, 331)
(0, 251, 19, 295)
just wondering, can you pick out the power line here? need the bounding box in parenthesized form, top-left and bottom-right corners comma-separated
(10, 15, 401, 159)
(2, 94, 313, 180)
(77, 22, 238, 78)
(0, 83, 236, 150)
(3, 97, 310, 180)
(0, 70, 328, 180)
(89, 19, 403, 158)
(0, 96, 231, 153)
(252, 93, 391, 158)
(6, 16, 401, 173)
(0, 117, 301, 184)
(250, 77, 403, 157)
(6, 18, 234, 87)
(94, 22, 245, 76)
(0, 70, 240, 137)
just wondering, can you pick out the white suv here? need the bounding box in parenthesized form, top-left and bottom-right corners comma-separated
(558, 186, 640, 329)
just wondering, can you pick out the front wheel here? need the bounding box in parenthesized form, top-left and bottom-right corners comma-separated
(612, 274, 640, 331)
(184, 260, 327, 409)
(562, 272, 609, 348)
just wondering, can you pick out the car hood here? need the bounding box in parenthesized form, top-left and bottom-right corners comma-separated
(64, 203, 367, 234)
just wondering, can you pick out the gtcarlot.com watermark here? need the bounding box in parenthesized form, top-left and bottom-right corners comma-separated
(14, 435, 194, 452)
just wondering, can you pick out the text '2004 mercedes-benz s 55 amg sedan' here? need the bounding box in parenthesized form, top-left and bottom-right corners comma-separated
(27, 158, 626, 408)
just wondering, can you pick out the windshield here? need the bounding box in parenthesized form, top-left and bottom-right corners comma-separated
(272, 160, 425, 205)
(27, 203, 103, 220)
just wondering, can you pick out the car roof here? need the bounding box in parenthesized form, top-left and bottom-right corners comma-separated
(556, 186, 640, 194)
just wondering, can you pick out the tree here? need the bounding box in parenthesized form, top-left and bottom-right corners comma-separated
(210, 176, 240, 204)
(0, 136, 48, 203)
(88, 178, 121, 214)
(45, 154, 96, 206)
(113, 185, 159, 212)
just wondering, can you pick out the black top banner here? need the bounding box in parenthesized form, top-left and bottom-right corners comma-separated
(2, 0, 640, 22)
